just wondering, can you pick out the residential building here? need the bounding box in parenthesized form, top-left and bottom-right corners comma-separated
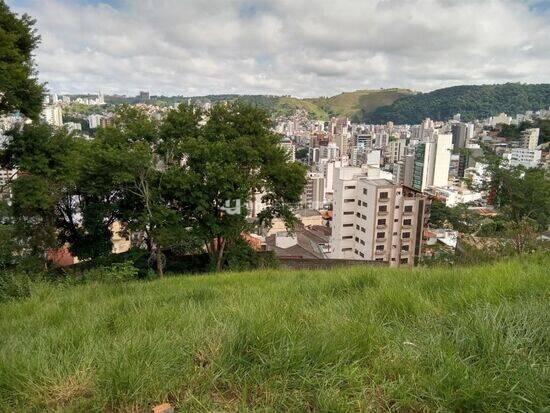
(301, 173, 325, 209)
(330, 168, 428, 267)
(280, 137, 296, 162)
(41, 105, 63, 127)
(509, 148, 542, 168)
(521, 128, 540, 150)
(88, 114, 103, 129)
(411, 133, 452, 192)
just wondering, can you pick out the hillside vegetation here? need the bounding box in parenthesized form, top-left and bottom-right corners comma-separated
(307, 88, 413, 121)
(1, 255, 549, 412)
(367, 83, 550, 124)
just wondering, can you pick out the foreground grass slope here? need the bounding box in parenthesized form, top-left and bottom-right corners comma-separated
(1, 256, 549, 412)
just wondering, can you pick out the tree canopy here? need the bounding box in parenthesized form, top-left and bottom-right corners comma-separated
(1, 103, 307, 274)
(0, 0, 44, 119)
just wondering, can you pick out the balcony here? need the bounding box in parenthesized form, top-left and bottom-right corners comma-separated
(375, 250, 385, 256)
(376, 237, 387, 243)
(377, 224, 387, 229)
(377, 211, 389, 216)
(378, 197, 390, 203)
(400, 249, 410, 256)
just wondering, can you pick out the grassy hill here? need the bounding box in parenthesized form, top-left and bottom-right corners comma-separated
(367, 83, 550, 124)
(308, 88, 414, 121)
(1, 255, 549, 412)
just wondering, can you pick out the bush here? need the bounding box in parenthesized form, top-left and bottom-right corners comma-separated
(224, 240, 279, 271)
(79, 262, 140, 284)
(0, 272, 31, 302)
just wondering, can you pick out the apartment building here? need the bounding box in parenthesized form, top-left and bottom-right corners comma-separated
(301, 173, 325, 209)
(330, 168, 428, 267)
(521, 128, 540, 150)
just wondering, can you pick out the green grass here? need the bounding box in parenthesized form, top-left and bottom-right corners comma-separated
(1, 255, 549, 412)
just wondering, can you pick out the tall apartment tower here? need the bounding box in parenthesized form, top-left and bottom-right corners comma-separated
(451, 123, 467, 150)
(301, 173, 325, 210)
(330, 168, 428, 267)
(521, 128, 540, 150)
(411, 133, 452, 192)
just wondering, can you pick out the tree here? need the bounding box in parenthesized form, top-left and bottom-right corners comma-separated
(163, 102, 307, 271)
(475, 150, 550, 230)
(1, 124, 82, 266)
(0, 0, 44, 119)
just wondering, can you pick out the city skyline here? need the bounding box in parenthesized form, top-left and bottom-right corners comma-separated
(7, 0, 550, 97)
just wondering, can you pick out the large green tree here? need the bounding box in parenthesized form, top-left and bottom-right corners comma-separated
(162, 102, 307, 271)
(0, 0, 44, 119)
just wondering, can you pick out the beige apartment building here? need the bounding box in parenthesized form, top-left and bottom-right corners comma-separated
(330, 168, 428, 267)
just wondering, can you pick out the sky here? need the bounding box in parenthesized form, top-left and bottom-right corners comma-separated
(7, 0, 550, 97)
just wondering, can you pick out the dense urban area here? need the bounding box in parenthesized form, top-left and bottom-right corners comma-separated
(2, 88, 549, 273)
(1, 1, 550, 411)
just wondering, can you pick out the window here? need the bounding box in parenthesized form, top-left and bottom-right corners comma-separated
(403, 219, 412, 226)
(344, 211, 354, 215)
(359, 252, 365, 258)
(393, 232, 398, 236)
(377, 232, 385, 239)
(360, 239, 365, 245)
(361, 227, 366, 233)
(357, 200, 361, 206)
(394, 219, 398, 222)
(356, 225, 360, 230)
(378, 219, 386, 225)
(379, 205, 387, 212)
(404, 205, 413, 213)
(356, 212, 361, 218)
(342, 248, 352, 252)
(344, 198, 355, 203)
(402, 245, 410, 252)
(395, 205, 400, 209)
(376, 245, 384, 251)
(362, 202, 368, 208)
(345, 185, 356, 190)
(403, 232, 411, 239)
(355, 237, 359, 242)
(354, 249, 358, 254)
(363, 188, 367, 195)
(342, 236, 352, 240)
(380, 191, 389, 199)
(376, 258, 384, 261)
(343, 223, 353, 227)
(401, 258, 409, 264)
(360, 214, 365, 220)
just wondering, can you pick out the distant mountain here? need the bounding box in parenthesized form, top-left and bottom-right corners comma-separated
(306, 88, 414, 121)
(122, 89, 413, 121)
(366, 83, 550, 124)
(234, 89, 413, 120)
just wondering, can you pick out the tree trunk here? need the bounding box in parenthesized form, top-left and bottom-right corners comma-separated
(214, 237, 226, 272)
(156, 247, 164, 278)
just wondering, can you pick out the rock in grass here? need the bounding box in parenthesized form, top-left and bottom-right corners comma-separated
(152, 403, 174, 413)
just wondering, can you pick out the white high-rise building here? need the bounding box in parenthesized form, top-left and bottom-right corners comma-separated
(301, 173, 325, 210)
(319, 143, 340, 161)
(509, 148, 542, 169)
(280, 138, 296, 162)
(41, 105, 63, 127)
(521, 128, 540, 150)
(411, 132, 452, 192)
(88, 114, 103, 129)
(330, 168, 428, 267)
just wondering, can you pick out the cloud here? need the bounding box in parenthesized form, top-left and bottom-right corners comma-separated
(7, 0, 550, 96)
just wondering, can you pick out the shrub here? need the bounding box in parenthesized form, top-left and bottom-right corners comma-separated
(80, 262, 139, 283)
(0, 272, 31, 302)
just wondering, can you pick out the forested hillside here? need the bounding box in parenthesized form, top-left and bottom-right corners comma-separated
(366, 83, 550, 123)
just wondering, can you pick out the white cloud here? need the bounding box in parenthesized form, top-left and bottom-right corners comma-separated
(8, 0, 550, 96)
